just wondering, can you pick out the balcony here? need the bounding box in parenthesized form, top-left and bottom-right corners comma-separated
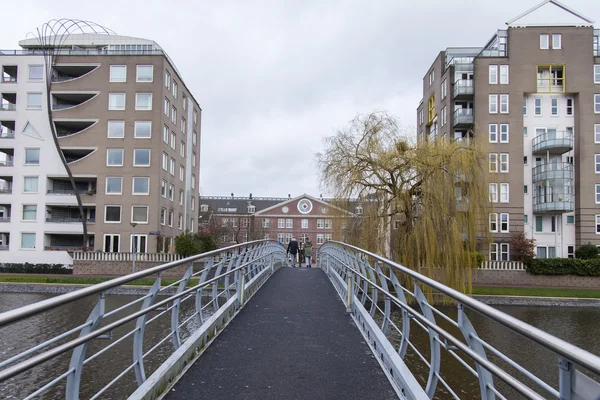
(532, 131, 573, 155)
(45, 233, 92, 252)
(0, 121, 15, 138)
(52, 92, 97, 111)
(453, 108, 474, 128)
(532, 162, 573, 183)
(1, 66, 17, 83)
(533, 192, 574, 213)
(62, 148, 96, 164)
(0, 93, 16, 111)
(0, 178, 12, 194)
(0, 232, 9, 250)
(46, 205, 96, 224)
(54, 120, 97, 138)
(47, 177, 96, 195)
(453, 80, 474, 100)
(0, 148, 14, 167)
(51, 65, 99, 83)
(0, 204, 10, 222)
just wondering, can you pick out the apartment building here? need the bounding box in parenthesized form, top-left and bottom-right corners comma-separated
(417, 0, 600, 261)
(0, 27, 201, 264)
(199, 194, 362, 255)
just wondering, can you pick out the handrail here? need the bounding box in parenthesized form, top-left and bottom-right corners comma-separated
(324, 241, 600, 376)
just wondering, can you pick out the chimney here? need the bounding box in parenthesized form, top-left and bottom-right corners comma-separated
(231, 192, 234, 198)
(288, 194, 291, 198)
(249, 193, 252, 199)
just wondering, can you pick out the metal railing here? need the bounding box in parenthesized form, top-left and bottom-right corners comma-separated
(0, 131, 15, 138)
(0, 103, 16, 111)
(0, 240, 286, 400)
(532, 131, 574, 154)
(453, 79, 474, 97)
(319, 242, 600, 400)
(0, 216, 10, 222)
(45, 217, 95, 223)
(72, 251, 182, 262)
(453, 108, 474, 126)
(0, 160, 13, 167)
(0, 244, 8, 250)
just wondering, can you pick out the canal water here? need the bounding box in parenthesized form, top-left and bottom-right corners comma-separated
(0, 292, 599, 399)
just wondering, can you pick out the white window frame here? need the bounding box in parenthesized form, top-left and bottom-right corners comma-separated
(133, 149, 151, 167)
(28, 65, 44, 81)
(134, 121, 152, 139)
(500, 183, 509, 203)
(104, 205, 122, 223)
(540, 34, 549, 49)
(325, 219, 332, 229)
(500, 153, 509, 173)
(105, 176, 123, 195)
(595, 94, 600, 114)
(24, 148, 40, 165)
(596, 154, 600, 174)
(534, 97, 542, 115)
(131, 206, 149, 224)
(108, 120, 125, 138)
(500, 65, 509, 84)
(552, 34, 561, 49)
(489, 153, 498, 173)
(132, 177, 150, 195)
(23, 176, 39, 193)
(595, 65, 600, 84)
(180, 141, 185, 157)
(248, 205, 255, 213)
(595, 184, 600, 204)
(301, 219, 308, 229)
(169, 158, 175, 175)
(136, 65, 153, 82)
(566, 98, 574, 115)
(489, 65, 498, 84)
(596, 215, 600, 234)
(163, 125, 169, 143)
(489, 94, 498, 113)
(21, 232, 36, 249)
(489, 213, 498, 232)
(135, 93, 153, 111)
(160, 208, 167, 225)
(27, 93, 42, 109)
(500, 213, 510, 233)
(278, 218, 285, 228)
(103, 234, 120, 252)
(317, 219, 324, 229)
(523, 97, 527, 116)
(500, 243, 509, 261)
(489, 124, 498, 143)
(262, 218, 270, 228)
(429, 70, 434, 86)
(108, 93, 126, 110)
(164, 98, 170, 116)
(22, 204, 37, 221)
(286, 218, 293, 228)
(441, 79, 447, 98)
(106, 148, 124, 167)
(170, 132, 176, 149)
(171, 106, 177, 123)
(165, 70, 171, 89)
(179, 165, 184, 182)
(109, 65, 127, 82)
(168, 184, 174, 201)
(316, 234, 324, 245)
(500, 94, 509, 114)
(551, 97, 558, 116)
(172, 81, 178, 98)
(489, 243, 498, 261)
(161, 180, 167, 198)
(162, 152, 168, 171)
(500, 124, 509, 143)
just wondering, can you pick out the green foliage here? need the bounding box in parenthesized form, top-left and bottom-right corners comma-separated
(527, 258, 600, 276)
(197, 232, 218, 253)
(0, 263, 73, 274)
(466, 252, 485, 268)
(575, 243, 599, 260)
(175, 231, 219, 258)
(473, 286, 600, 299)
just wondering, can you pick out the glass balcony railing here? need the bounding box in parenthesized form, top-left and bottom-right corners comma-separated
(453, 109, 474, 127)
(532, 131, 573, 154)
(532, 162, 573, 183)
(453, 80, 474, 98)
(533, 192, 574, 213)
(0, 129, 15, 139)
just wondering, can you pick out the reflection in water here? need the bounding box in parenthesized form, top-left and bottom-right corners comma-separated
(1, 293, 599, 399)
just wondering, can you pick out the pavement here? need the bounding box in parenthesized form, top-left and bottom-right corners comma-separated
(165, 267, 398, 400)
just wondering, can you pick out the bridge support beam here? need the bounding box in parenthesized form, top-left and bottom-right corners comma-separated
(133, 275, 161, 386)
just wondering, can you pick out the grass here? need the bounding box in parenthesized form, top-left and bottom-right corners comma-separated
(472, 286, 600, 299)
(0, 275, 200, 287)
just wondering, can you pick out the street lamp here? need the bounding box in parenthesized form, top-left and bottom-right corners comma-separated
(131, 222, 137, 273)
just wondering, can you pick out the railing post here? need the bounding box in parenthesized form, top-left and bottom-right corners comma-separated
(270, 254, 275, 274)
(238, 267, 247, 307)
(559, 358, 573, 400)
(346, 266, 354, 313)
(133, 275, 161, 386)
(326, 254, 330, 275)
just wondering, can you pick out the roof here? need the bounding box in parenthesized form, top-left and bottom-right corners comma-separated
(506, 0, 595, 27)
(18, 34, 162, 49)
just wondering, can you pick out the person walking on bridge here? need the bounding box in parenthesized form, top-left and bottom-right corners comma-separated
(304, 238, 313, 268)
(287, 237, 299, 268)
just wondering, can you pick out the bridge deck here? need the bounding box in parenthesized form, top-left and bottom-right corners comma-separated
(166, 267, 397, 400)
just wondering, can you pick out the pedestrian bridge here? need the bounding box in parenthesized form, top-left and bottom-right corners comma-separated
(1, 240, 600, 399)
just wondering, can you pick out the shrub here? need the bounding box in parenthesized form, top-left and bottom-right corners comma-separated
(0, 263, 73, 274)
(466, 252, 485, 268)
(174, 232, 203, 258)
(510, 231, 536, 266)
(526, 258, 600, 276)
(575, 243, 599, 260)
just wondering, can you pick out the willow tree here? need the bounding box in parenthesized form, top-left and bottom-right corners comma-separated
(317, 112, 491, 293)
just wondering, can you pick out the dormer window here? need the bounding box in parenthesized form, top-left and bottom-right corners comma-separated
(248, 205, 255, 213)
(200, 204, 208, 212)
(356, 205, 363, 215)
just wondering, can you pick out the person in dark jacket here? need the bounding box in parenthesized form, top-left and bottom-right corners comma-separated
(287, 237, 299, 268)
(304, 238, 313, 268)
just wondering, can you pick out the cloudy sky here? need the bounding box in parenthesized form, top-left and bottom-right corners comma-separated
(2, 0, 598, 198)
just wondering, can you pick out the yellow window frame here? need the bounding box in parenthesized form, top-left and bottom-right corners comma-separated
(536, 64, 566, 93)
(428, 94, 435, 122)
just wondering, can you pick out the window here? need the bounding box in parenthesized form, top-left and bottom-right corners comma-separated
(168, 184, 174, 201)
(567, 215, 575, 224)
(500, 183, 509, 203)
(25, 148, 40, 164)
(500, 94, 509, 113)
(489, 243, 498, 261)
(489, 95, 498, 113)
(132, 177, 150, 195)
(172, 81, 178, 98)
(133, 149, 150, 167)
(132, 206, 148, 223)
(182, 94, 187, 110)
(160, 208, 166, 225)
(165, 71, 171, 89)
(22, 205, 37, 221)
(429, 70, 434, 86)
(317, 234, 324, 245)
(538, 65, 565, 92)
(193, 131, 197, 146)
(193, 109, 198, 124)
(108, 120, 125, 138)
(248, 205, 255, 213)
(317, 219, 324, 229)
(192, 174, 196, 189)
(536, 215, 543, 232)
(537, 246, 547, 259)
(163, 125, 169, 143)
(222, 218, 229, 228)
(441, 79, 447, 98)
(596, 215, 600, 234)
(524, 156, 528, 165)
(180, 191, 184, 205)
(277, 233, 285, 243)
(179, 165, 184, 181)
(489, 213, 498, 232)
(596, 154, 600, 173)
(263, 218, 270, 228)
(595, 65, 600, 84)
(171, 106, 177, 124)
(28, 65, 43, 81)
(180, 141, 185, 157)
(27, 93, 42, 109)
(428, 95, 435, 122)
(105, 177, 122, 194)
(109, 93, 126, 110)
(540, 34, 549, 49)
(134, 121, 151, 138)
(104, 234, 120, 253)
(551, 216, 557, 233)
(567, 246, 575, 259)
(325, 233, 332, 242)
(524, 214, 528, 224)
(301, 219, 308, 229)
(181, 118, 186, 135)
(566, 98, 574, 115)
(534, 98, 542, 115)
(595, 94, 600, 114)
(524, 127, 528, 136)
(441, 106, 447, 126)
(162, 153, 168, 170)
(23, 177, 38, 193)
(135, 93, 152, 110)
(136, 65, 153, 82)
(178, 214, 183, 230)
(500, 213, 509, 233)
(489, 124, 498, 143)
(278, 218, 285, 228)
(21, 233, 36, 249)
(500, 153, 509, 173)
(596, 184, 600, 203)
(170, 132, 176, 149)
(551, 98, 558, 115)
(285, 233, 293, 244)
(500, 243, 509, 261)
(109, 65, 126, 82)
(500, 124, 509, 143)
(168, 211, 174, 227)
(107, 149, 124, 166)
(552, 34, 561, 49)
(500, 65, 509, 84)
(523, 97, 527, 115)
(286, 219, 293, 228)
(105, 205, 121, 223)
(489, 154, 498, 173)
(489, 65, 498, 84)
(164, 98, 170, 116)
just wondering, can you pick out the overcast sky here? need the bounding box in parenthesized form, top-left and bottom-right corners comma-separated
(2, 0, 598, 198)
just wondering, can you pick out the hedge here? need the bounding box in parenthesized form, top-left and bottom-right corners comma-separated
(526, 258, 600, 276)
(0, 263, 73, 275)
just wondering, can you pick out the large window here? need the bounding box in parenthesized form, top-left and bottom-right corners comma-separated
(104, 234, 120, 252)
(106, 148, 124, 166)
(278, 218, 285, 228)
(110, 65, 127, 82)
(27, 93, 42, 109)
(489, 124, 498, 143)
(135, 93, 152, 110)
(316, 234, 324, 245)
(28, 65, 44, 81)
(551, 98, 558, 115)
(105, 177, 122, 194)
(489, 154, 498, 173)
(286, 218, 293, 228)
(500, 243, 509, 261)
(108, 120, 125, 138)
(263, 218, 270, 228)
(23, 176, 38, 193)
(134, 121, 152, 138)
(500, 94, 509, 113)
(132, 177, 150, 195)
(500, 213, 509, 233)
(595, 65, 600, 84)
(25, 148, 40, 164)
(500, 183, 509, 203)
(500, 153, 509, 173)
(595, 94, 600, 114)
(537, 65, 565, 93)
(489, 213, 498, 232)
(133, 149, 150, 167)
(131, 206, 149, 224)
(104, 206, 121, 223)
(489, 95, 498, 113)
(21, 233, 36, 249)
(552, 34, 561, 49)
(22, 205, 37, 221)
(534, 97, 542, 115)
(500, 65, 509, 84)
(301, 219, 308, 229)
(427, 95, 435, 122)
(540, 34, 549, 49)
(109, 93, 126, 110)
(500, 124, 509, 143)
(489, 183, 498, 203)
(536, 215, 543, 232)
(136, 65, 153, 82)
(489, 65, 498, 84)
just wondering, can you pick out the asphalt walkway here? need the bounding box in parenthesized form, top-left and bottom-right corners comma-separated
(166, 267, 397, 400)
